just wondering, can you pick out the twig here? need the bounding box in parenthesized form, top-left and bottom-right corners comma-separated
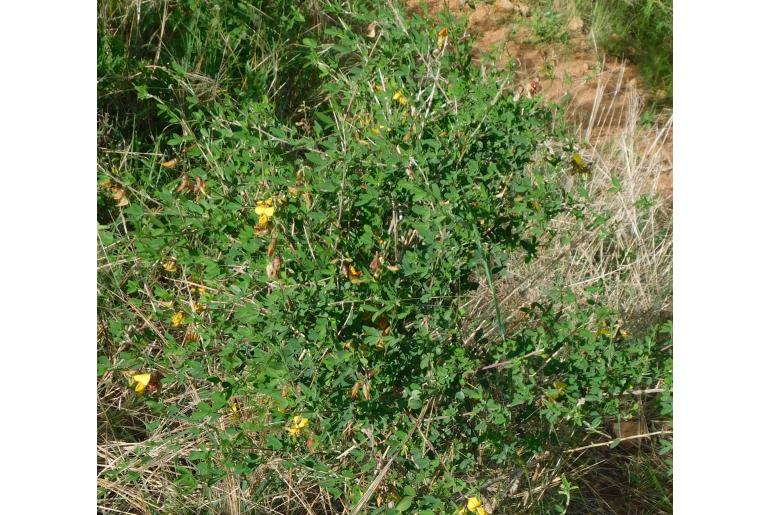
(479, 349, 544, 371)
(351, 403, 430, 515)
(566, 430, 672, 453)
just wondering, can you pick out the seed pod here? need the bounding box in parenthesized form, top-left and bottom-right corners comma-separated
(176, 174, 191, 193)
(370, 251, 383, 278)
(161, 158, 178, 169)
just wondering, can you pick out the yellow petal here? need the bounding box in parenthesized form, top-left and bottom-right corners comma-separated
(132, 373, 152, 394)
(288, 426, 301, 437)
(392, 90, 408, 106)
(162, 260, 177, 273)
(348, 264, 364, 283)
(437, 27, 448, 47)
(171, 311, 185, 327)
(476, 508, 488, 515)
(161, 158, 178, 169)
(467, 497, 482, 512)
(255, 205, 275, 217)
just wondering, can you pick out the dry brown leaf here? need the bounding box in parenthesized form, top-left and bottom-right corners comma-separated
(184, 326, 199, 343)
(529, 78, 542, 97)
(109, 184, 130, 207)
(266, 256, 282, 280)
(370, 251, 383, 278)
(194, 176, 206, 201)
(176, 174, 191, 193)
(161, 158, 178, 169)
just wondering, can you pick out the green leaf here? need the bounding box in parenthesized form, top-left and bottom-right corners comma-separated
(395, 496, 413, 512)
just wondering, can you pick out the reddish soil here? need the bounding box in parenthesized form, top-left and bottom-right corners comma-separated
(405, 0, 672, 198)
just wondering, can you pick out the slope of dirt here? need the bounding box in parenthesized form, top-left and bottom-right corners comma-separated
(405, 0, 672, 198)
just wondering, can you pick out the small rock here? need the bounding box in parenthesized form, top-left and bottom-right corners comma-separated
(567, 16, 584, 32)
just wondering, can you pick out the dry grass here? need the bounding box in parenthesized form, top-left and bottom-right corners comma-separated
(465, 66, 672, 345)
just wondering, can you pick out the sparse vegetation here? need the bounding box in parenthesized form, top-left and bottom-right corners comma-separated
(97, 1, 672, 512)
(575, 0, 673, 104)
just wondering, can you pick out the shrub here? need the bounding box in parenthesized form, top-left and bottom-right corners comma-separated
(98, 1, 671, 512)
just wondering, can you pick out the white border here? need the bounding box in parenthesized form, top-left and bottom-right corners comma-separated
(2, 0, 769, 511)
(675, 0, 770, 512)
(0, 1, 94, 511)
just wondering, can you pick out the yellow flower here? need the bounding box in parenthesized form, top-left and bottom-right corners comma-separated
(467, 497, 482, 513)
(255, 197, 275, 218)
(348, 264, 363, 283)
(287, 415, 309, 437)
(230, 401, 240, 421)
(171, 311, 185, 327)
(131, 373, 152, 395)
(392, 90, 408, 106)
(476, 508, 488, 515)
(162, 260, 177, 273)
(437, 27, 448, 48)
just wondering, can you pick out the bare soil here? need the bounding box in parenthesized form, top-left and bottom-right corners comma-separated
(405, 0, 672, 198)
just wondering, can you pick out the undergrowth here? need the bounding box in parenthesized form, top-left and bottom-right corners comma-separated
(97, 1, 672, 513)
